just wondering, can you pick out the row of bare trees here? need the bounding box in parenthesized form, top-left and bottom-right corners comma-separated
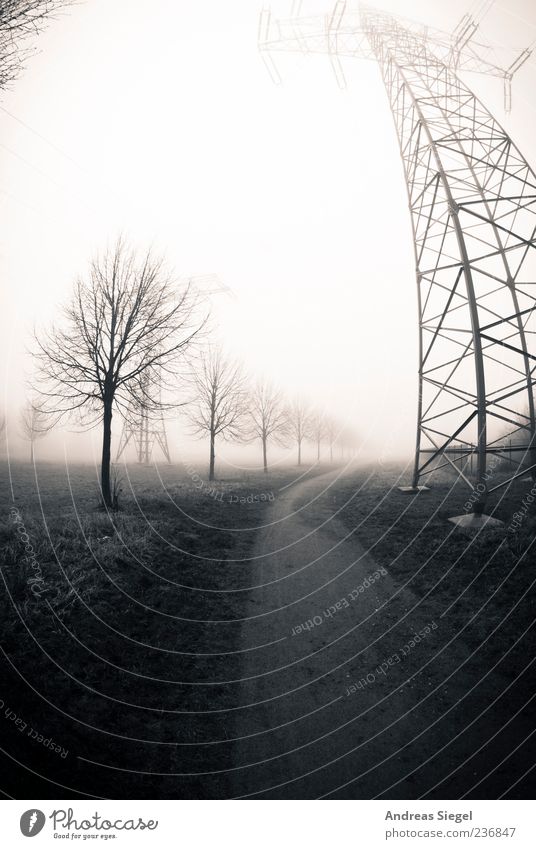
(5, 390, 359, 473)
(187, 347, 357, 480)
(31, 240, 357, 505)
(1, 7, 356, 497)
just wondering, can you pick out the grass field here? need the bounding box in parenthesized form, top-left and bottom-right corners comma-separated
(0, 460, 313, 798)
(1, 458, 535, 798)
(310, 463, 536, 798)
(329, 461, 536, 645)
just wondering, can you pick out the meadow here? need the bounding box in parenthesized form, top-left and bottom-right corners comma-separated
(0, 459, 535, 798)
(0, 460, 306, 798)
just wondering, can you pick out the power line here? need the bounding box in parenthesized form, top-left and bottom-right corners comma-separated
(0, 104, 138, 215)
(0, 140, 100, 216)
(0, 103, 85, 171)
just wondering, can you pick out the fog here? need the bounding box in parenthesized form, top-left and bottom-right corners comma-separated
(1, 0, 536, 470)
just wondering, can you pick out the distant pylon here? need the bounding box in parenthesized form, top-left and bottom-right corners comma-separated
(116, 273, 233, 464)
(116, 403, 171, 464)
(116, 368, 171, 464)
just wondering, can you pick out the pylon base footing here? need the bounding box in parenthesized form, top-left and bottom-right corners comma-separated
(448, 513, 503, 532)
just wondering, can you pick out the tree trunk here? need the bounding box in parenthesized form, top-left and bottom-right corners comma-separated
(298, 439, 301, 466)
(101, 401, 113, 507)
(209, 430, 216, 481)
(262, 436, 268, 473)
(30, 440, 34, 465)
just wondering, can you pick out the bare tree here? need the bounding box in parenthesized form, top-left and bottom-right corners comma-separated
(20, 400, 53, 462)
(0, 1, 71, 89)
(188, 347, 249, 481)
(287, 397, 311, 466)
(34, 238, 206, 507)
(249, 381, 288, 473)
(325, 417, 338, 464)
(339, 426, 359, 460)
(310, 411, 327, 462)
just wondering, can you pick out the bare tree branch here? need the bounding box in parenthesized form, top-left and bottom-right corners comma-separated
(187, 345, 249, 481)
(310, 410, 327, 461)
(19, 398, 53, 462)
(0, 0, 73, 89)
(248, 380, 288, 473)
(33, 238, 207, 505)
(324, 417, 339, 464)
(286, 397, 312, 467)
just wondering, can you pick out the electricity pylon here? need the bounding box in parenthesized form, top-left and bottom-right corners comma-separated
(116, 379, 171, 465)
(116, 274, 233, 465)
(259, 2, 536, 524)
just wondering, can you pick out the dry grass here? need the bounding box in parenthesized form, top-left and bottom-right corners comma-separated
(1, 459, 534, 798)
(0, 460, 310, 798)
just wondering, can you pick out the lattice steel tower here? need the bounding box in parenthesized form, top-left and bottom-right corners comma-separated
(115, 274, 232, 466)
(259, 2, 536, 522)
(116, 372, 171, 465)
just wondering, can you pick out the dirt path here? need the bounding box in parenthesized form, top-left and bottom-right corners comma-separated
(230, 468, 458, 799)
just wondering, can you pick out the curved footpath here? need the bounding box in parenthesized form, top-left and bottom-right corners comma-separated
(229, 468, 459, 799)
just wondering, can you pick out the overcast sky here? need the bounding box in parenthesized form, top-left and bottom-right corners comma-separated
(1, 0, 536, 467)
